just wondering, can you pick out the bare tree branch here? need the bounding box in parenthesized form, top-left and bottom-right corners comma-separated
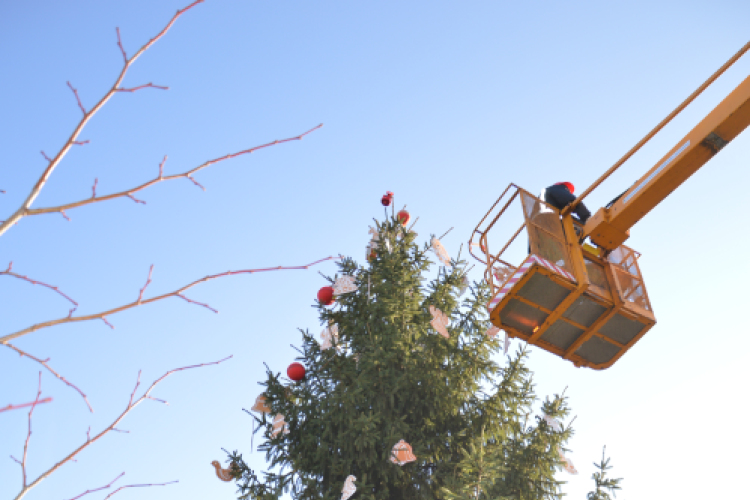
(12, 356, 230, 500)
(0, 398, 52, 414)
(22, 123, 323, 218)
(3, 343, 92, 412)
(64, 472, 178, 500)
(102, 479, 178, 500)
(9, 373, 45, 488)
(65, 472, 124, 500)
(0, 0, 206, 238)
(2, 262, 79, 308)
(1, 255, 340, 344)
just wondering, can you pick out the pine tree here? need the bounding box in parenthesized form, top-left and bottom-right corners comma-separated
(586, 447, 622, 500)
(226, 211, 578, 500)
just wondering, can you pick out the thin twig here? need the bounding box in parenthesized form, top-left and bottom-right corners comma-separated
(4, 343, 92, 412)
(438, 227, 454, 240)
(65, 472, 124, 500)
(102, 479, 178, 500)
(137, 265, 154, 304)
(16, 373, 44, 488)
(115, 83, 169, 93)
(66, 82, 86, 115)
(2, 262, 79, 307)
(0, 398, 52, 414)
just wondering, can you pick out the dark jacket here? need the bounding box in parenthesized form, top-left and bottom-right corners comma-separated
(541, 184, 591, 224)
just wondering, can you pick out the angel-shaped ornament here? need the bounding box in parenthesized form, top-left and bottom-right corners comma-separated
(429, 305, 450, 339)
(458, 275, 470, 296)
(558, 449, 578, 475)
(390, 439, 417, 466)
(366, 227, 380, 260)
(543, 414, 562, 432)
(341, 475, 357, 500)
(271, 414, 290, 438)
(430, 237, 451, 266)
(250, 394, 271, 414)
(485, 325, 501, 338)
(320, 323, 340, 351)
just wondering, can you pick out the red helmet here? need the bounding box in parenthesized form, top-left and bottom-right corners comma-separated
(555, 182, 575, 194)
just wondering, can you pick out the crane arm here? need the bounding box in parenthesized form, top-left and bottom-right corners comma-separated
(583, 73, 750, 250)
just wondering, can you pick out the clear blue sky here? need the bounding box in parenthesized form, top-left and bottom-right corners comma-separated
(2, 1, 749, 499)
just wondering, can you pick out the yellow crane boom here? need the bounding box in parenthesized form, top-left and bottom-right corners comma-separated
(585, 73, 750, 250)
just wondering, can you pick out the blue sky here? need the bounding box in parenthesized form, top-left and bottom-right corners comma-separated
(2, 1, 750, 499)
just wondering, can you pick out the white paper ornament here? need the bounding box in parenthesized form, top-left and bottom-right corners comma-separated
(485, 326, 500, 338)
(366, 226, 380, 259)
(543, 414, 562, 432)
(429, 306, 450, 339)
(333, 276, 357, 296)
(430, 237, 451, 266)
(320, 324, 340, 351)
(341, 475, 357, 500)
(504, 331, 510, 354)
(458, 275, 470, 296)
(271, 414, 289, 438)
(558, 449, 578, 475)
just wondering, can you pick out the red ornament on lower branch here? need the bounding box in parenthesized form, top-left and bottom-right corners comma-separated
(287, 362, 306, 381)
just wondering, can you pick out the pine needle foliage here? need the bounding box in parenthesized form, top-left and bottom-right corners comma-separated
(227, 214, 576, 500)
(586, 447, 622, 500)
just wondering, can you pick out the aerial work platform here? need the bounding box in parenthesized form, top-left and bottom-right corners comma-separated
(471, 185, 655, 370)
(470, 40, 750, 370)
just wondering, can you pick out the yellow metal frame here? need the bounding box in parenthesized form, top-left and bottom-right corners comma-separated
(470, 185, 655, 369)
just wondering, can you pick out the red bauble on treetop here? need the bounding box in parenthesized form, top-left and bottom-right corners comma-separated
(397, 210, 410, 226)
(381, 191, 394, 206)
(287, 362, 305, 381)
(317, 286, 335, 306)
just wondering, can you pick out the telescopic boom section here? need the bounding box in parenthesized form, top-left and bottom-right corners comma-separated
(584, 73, 750, 250)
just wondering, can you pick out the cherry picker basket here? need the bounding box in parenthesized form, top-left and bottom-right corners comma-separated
(470, 184, 655, 370)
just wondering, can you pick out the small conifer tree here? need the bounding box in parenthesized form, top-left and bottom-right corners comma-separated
(226, 212, 580, 500)
(586, 447, 622, 500)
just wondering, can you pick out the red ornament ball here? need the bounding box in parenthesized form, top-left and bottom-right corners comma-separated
(397, 210, 410, 226)
(287, 362, 305, 381)
(381, 191, 394, 206)
(317, 286, 335, 306)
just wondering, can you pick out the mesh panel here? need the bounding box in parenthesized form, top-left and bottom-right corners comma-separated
(609, 246, 639, 275)
(521, 192, 571, 270)
(608, 245, 650, 311)
(584, 257, 609, 291)
(614, 268, 650, 311)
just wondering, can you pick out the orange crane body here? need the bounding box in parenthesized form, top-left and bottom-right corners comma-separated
(472, 50, 750, 369)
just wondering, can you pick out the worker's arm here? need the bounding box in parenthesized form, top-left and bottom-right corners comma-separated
(547, 185, 591, 224)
